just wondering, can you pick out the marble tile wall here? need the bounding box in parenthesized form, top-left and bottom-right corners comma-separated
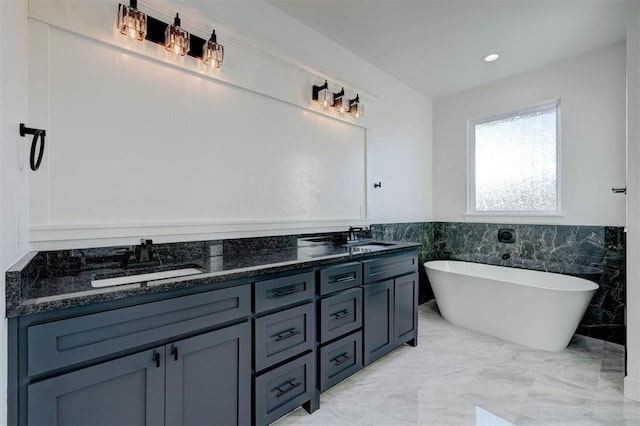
(372, 222, 625, 345)
(372, 222, 435, 303)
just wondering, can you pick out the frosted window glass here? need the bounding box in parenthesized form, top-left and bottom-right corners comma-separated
(474, 106, 557, 212)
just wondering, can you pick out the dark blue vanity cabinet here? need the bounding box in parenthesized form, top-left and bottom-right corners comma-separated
(19, 285, 252, 426)
(29, 323, 251, 426)
(362, 253, 419, 366)
(10, 247, 418, 425)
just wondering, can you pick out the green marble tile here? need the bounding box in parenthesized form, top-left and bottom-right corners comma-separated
(373, 221, 625, 345)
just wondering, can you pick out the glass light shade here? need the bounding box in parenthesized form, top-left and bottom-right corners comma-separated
(165, 14, 190, 56)
(334, 97, 348, 114)
(312, 80, 333, 108)
(202, 31, 224, 69)
(118, 3, 147, 41)
(349, 95, 364, 118)
(333, 88, 347, 114)
(318, 88, 333, 108)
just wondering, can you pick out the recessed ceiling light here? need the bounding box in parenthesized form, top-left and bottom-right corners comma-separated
(483, 53, 500, 63)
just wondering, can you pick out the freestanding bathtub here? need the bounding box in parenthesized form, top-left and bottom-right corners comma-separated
(424, 260, 599, 351)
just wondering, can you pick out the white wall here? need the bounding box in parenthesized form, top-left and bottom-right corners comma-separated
(186, 1, 434, 225)
(0, 0, 30, 422)
(27, 0, 434, 249)
(433, 42, 626, 226)
(625, 0, 640, 402)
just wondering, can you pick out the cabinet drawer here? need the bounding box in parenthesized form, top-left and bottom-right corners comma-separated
(319, 331, 362, 392)
(254, 272, 315, 313)
(27, 284, 251, 377)
(254, 302, 315, 371)
(255, 352, 315, 426)
(319, 287, 362, 343)
(318, 262, 362, 296)
(362, 253, 417, 284)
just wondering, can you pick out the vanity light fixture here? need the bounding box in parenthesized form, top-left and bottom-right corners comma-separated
(333, 87, 348, 114)
(312, 80, 333, 108)
(348, 94, 364, 118)
(202, 30, 224, 69)
(118, 0, 147, 41)
(117, 5, 227, 69)
(165, 13, 190, 56)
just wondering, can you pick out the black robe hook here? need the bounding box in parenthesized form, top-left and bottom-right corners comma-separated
(20, 123, 46, 171)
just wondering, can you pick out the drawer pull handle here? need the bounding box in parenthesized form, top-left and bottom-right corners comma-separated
(274, 287, 303, 298)
(274, 329, 301, 341)
(171, 346, 179, 361)
(275, 380, 302, 398)
(333, 309, 353, 320)
(335, 275, 355, 283)
(153, 352, 160, 368)
(332, 352, 353, 366)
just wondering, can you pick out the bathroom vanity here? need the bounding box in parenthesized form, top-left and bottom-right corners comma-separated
(6, 236, 419, 425)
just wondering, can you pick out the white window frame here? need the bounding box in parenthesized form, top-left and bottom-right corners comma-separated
(467, 99, 562, 216)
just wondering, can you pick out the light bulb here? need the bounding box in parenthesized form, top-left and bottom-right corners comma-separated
(165, 13, 190, 57)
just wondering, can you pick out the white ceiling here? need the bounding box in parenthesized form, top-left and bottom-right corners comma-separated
(267, 0, 627, 99)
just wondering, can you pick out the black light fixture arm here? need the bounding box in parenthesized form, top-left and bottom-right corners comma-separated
(19, 123, 46, 171)
(141, 12, 209, 60)
(312, 80, 329, 102)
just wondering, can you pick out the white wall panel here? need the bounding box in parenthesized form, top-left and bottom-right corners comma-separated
(1, 1, 30, 424)
(27, 2, 372, 245)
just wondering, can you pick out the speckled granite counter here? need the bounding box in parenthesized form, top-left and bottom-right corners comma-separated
(5, 234, 419, 317)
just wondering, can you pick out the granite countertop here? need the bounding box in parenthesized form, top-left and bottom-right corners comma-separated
(5, 235, 420, 318)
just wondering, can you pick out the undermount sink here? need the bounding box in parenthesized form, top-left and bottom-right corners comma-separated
(345, 241, 396, 247)
(302, 236, 335, 243)
(91, 268, 203, 288)
(348, 242, 397, 252)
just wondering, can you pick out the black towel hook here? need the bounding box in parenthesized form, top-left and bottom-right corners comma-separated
(19, 123, 46, 171)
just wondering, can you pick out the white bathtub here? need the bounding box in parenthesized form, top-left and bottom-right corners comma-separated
(424, 260, 599, 351)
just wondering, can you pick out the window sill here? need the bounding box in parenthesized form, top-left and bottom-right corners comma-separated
(463, 212, 566, 223)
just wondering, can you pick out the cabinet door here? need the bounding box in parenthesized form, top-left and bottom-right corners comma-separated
(363, 279, 394, 366)
(28, 347, 165, 426)
(394, 273, 418, 346)
(165, 322, 251, 426)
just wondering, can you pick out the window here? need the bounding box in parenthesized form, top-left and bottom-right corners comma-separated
(468, 100, 559, 214)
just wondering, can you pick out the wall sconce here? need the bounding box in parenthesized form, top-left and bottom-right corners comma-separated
(310, 80, 365, 119)
(202, 30, 224, 69)
(117, 5, 225, 69)
(312, 80, 333, 108)
(118, 0, 146, 41)
(333, 88, 348, 114)
(165, 13, 190, 56)
(349, 94, 364, 118)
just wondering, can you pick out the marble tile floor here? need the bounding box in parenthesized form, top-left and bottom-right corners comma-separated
(275, 301, 640, 426)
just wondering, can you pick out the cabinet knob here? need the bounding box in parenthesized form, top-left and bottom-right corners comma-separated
(171, 346, 179, 361)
